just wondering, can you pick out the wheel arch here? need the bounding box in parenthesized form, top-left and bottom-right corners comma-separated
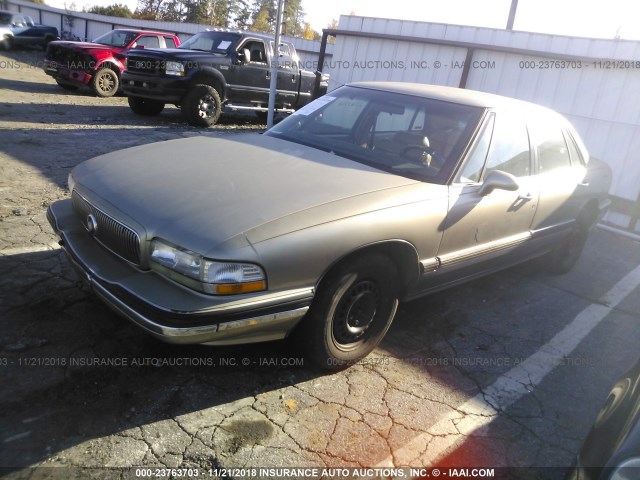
(189, 69, 226, 100)
(579, 198, 600, 229)
(94, 60, 121, 75)
(315, 240, 421, 299)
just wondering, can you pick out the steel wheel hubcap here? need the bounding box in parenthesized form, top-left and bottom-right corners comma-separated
(333, 280, 378, 344)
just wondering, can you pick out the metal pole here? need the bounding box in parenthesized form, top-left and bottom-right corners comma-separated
(267, 0, 284, 128)
(506, 0, 518, 30)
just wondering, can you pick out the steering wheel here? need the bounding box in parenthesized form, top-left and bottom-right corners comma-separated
(402, 145, 445, 168)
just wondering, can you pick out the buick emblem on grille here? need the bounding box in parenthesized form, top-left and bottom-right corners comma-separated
(86, 214, 98, 235)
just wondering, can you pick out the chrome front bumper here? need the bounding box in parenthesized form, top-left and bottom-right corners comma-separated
(47, 199, 312, 345)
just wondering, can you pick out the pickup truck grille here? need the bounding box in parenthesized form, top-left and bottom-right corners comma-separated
(46, 46, 91, 71)
(71, 191, 141, 265)
(126, 55, 163, 74)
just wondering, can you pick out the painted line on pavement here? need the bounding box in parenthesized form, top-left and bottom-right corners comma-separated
(377, 263, 640, 466)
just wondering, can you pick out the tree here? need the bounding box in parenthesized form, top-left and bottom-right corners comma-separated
(251, 6, 271, 33)
(326, 18, 338, 43)
(282, 0, 304, 37)
(233, 0, 252, 29)
(64, 2, 76, 31)
(302, 22, 320, 41)
(134, 0, 165, 20)
(86, 4, 133, 18)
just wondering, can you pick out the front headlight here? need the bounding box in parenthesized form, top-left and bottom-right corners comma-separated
(149, 239, 266, 295)
(164, 61, 185, 76)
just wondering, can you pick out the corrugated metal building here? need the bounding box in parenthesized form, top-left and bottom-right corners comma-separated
(322, 15, 640, 231)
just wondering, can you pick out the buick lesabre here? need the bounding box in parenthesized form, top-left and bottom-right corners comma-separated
(47, 82, 612, 369)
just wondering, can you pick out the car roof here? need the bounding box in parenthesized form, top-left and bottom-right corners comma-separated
(111, 28, 176, 36)
(196, 28, 282, 42)
(350, 81, 562, 117)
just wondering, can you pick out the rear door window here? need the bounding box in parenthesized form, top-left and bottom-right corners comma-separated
(136, 35, 160, 49)
(529, 122, 572, 173)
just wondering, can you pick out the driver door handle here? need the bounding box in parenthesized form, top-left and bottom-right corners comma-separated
(518, 193, 534, 201)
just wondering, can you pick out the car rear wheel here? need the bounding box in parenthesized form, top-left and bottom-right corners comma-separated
(128, 96, 165, 116)
(182, 84, 221, 127)
(55, 80, 78, 91)
(92, 67, 119, 98)
(296, 253, 400, 371)
(545, 220, 590, 274)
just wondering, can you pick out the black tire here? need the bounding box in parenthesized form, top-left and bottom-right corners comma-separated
(128, 96, 165, 116)
(56, 80, 78, 91)
(255, 111, 268, 123)
(181, 84, 222, 127)
(1, 35, 12, 51)
(92, 67, 119, 98)
(41, 36, 54, 50)
(295, 253, 400, 371)
(545, 220, 590, 275)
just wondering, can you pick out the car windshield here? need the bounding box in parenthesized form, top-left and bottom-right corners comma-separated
(179, 31, 240, 53)
(265, 85, 483, 184)
(93, 30, 138, 47)
(0, 13, 12, 25)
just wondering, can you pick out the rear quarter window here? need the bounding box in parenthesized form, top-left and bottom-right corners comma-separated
(529, 122, 572, 173)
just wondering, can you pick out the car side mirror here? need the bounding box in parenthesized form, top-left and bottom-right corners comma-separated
(478, 170, 520, 196)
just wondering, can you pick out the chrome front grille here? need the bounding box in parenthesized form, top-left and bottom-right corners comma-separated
(126, 55, 163, 74)
(71, 191, 141, 265)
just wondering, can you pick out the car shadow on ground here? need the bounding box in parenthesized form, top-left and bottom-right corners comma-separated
(0, 250, 323, 472)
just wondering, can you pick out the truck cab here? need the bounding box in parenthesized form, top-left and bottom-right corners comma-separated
(121, 29, 327, 126)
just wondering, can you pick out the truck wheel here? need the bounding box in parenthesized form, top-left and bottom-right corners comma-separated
(92, 67, 119, 98)
(296, 253, 400, 371)
(182, 84, 221, 127)
(56, 80, 78, 91)
(1, 35, 12, 51)
(255, 111, 268, 123)
(128, 96, 165, 116)
(42, 36, 54, 49)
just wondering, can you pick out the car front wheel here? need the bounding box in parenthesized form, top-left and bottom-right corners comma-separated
(297, 253, 400, 371)
(92, 67, 119, 97)
(128, 96, 165, 116)
(182, 84, 222, 127)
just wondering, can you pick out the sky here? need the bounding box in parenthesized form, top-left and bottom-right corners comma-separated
(45, 0, 640, 41)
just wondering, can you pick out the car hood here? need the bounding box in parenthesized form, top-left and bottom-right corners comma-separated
(126, 48, 226, 61)
(72, 133, 422, 255)
(49, 40, 122, 53)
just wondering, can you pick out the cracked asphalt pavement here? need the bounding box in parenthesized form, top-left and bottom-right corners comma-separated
(2, 49, 640, 480)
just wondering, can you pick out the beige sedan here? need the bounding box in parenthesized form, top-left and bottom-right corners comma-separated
(47, 82, 611, 369)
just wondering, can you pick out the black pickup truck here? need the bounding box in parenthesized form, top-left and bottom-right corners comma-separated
(121, 29, 327, 126)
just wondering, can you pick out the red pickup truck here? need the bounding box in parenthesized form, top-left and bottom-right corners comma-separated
(44, 29, 181, 97)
